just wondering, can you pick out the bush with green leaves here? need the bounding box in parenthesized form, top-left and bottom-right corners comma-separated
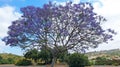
(0, 56, 15, 64)
(15, 59, 32, 66)
(95, 57, 108, 65)
(94, 56, 120, 65)
(39, 49, 52, 64)
(67, 53, 90, 67)
(24, 49, 39, 63)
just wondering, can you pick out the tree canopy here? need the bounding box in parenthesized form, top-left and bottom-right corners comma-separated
(2, 2, 116, 67)
(3, 2, 115, 51)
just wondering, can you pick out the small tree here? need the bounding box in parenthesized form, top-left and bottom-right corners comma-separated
(56, 46, 69, 62)
(68, 53, 90, 67)
(2, 1, 116, 67)
(39, 48, 52, 64)
(24, 49, 39, 62)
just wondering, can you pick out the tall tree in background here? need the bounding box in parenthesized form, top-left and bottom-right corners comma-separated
(2, 1, 116, 67)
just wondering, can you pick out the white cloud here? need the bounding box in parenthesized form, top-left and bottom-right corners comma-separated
(0, 5, 21, 37)
(53, 1, 66, 6)
(0, 5, 21, 54)
(93, 0, 120, 17)
(72, 0, 80, 4)
(53, 0, 80, 5)
(88, 0, 120, 51)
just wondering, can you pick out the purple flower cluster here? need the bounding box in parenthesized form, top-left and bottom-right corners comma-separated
(2, 2, 115, 52)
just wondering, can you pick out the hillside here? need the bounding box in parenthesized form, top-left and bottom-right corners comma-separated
(0, 53, 24, 64)
(86, 49, 120, 59)
(0, 53, 23, 59)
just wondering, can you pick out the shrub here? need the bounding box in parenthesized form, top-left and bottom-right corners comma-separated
(24, 49, 39, 63)
(95, 57, 120, 65)
(0, 59, 9, 64)
(67, 53, 90, 67)
(7, 58, 15, 64)
(15, 59, 32, 66)
(95, 57, 109, 65)
(113, 63, 119, 66)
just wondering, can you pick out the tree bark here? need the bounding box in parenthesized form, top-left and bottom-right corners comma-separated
(51, 57, 56, 67)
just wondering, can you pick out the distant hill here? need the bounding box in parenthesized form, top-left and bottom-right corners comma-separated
(0, 53, 24, 64)
(0, 53, 23, 60)
(86, 49, 120, 59)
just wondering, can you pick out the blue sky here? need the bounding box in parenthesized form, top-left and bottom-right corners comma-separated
(0, 0, 120, 55)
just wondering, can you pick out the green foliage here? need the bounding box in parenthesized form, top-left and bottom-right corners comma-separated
(24, 48, 52, 64)
(7, 58, 14, 63)
(0, 53, 23, 64)
(95, 57, 108, 65)
(24, 49, 39, 62)
(39, 49, 52, 64)
(56, 46, 69, 62)
(15, 59, 32, 66)
(0, 58, 14, 64)
(87, 49, 120, 66)
(67, 53, 90, 67)
(111, 59, 120, 65)
(24, 46, 69, 65)
(113, 63, 119, 66)
(0, 59, 9, 64)
(0, 56, 2, 60)
(94, 56, 120, 66)
(57, 53, 68, 62)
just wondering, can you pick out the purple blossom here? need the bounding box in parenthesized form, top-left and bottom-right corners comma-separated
(2, 1, 115, 53)
(107, 29, 117, 34)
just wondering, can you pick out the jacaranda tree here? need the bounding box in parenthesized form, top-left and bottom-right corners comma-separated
(2, 2, 116, 67)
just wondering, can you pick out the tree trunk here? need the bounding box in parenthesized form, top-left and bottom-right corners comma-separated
(51, 57, 56, 67)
